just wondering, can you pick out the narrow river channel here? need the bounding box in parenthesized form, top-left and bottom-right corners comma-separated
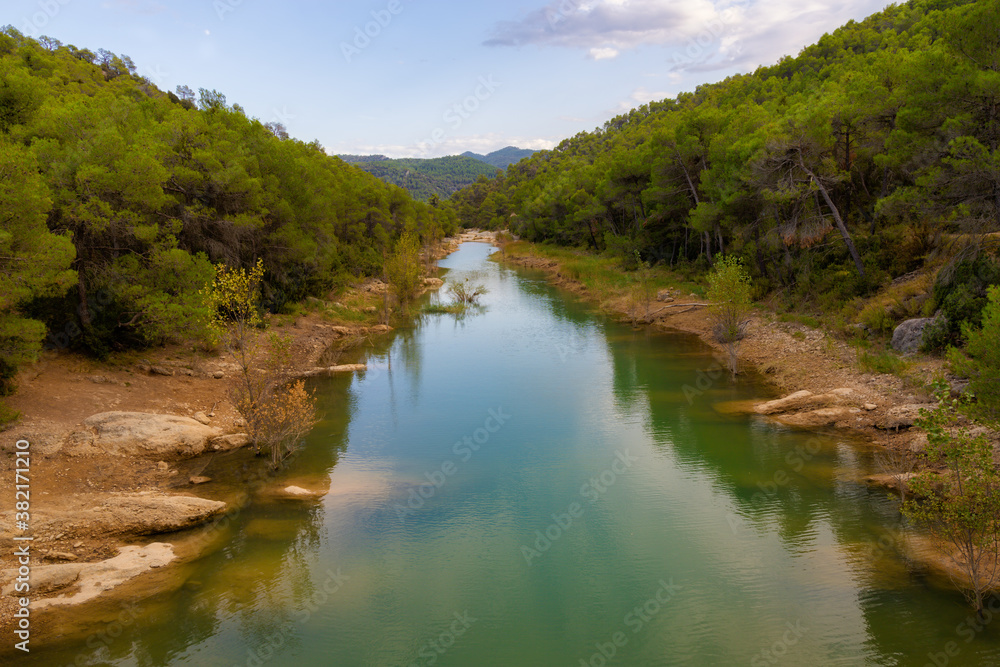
(25, 242, 1000, 666)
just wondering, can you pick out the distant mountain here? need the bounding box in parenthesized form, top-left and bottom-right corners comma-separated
(339, 155, 500, 202)
(461, 146, 536, 169)
(338, 154, 391, 164)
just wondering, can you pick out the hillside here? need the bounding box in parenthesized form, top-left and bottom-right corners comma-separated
(450, 0, 999, 364)
(0, 27, 457, 408)
(344, 155, 500, 201)
(461, 146, 536, 169)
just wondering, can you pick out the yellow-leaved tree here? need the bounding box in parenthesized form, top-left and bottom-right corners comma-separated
(204, 259, 317, 467)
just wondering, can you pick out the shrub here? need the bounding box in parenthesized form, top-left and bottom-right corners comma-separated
(948, 286, 1000, 421)
(707, 256, 753, 376)
(923, 254, 1000, 351)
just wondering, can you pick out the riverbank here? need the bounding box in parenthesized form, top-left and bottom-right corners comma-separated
(0, 231, 495, 645)
(500, 241, 955, 444)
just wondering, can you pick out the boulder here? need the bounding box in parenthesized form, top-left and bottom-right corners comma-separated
(773, 407, 856, 428)
(754, 388, 855, 416)
(77, 493, 227, 536)
(30, 544, 174, 610)
(71, 412, 223, 459)
(3, 563, 82, 597)
(281, 486, 323, 498)
(891, 317, 934, 355)
(209, 433, 251, 452)
(875, 404, 936, 430)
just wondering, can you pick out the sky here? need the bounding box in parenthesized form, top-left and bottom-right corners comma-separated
(6, 0, 893, 158)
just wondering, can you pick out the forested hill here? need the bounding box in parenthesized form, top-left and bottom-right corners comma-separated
(342, 155, 501, 201)
(451, 0, 998, 342)
(0, 27, 457, 392)
(461, 147, 537, 169)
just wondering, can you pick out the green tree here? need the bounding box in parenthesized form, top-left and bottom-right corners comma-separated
(385, 232, 422, 312)
(903, 384, 1000, 615)
(948, 285, 1000, 420)
(706, 255, 752, 376)
(0, 140, 75, 398)
(205, 260, 317, 467)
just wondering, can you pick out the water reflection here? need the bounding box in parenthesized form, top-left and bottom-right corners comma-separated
(17, 242, 1000, 666)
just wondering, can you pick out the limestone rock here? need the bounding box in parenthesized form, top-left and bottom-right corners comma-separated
(79, 493, 227, 536)
(71, 412, 223, 459)
(891, 317, 934, 355)
(875, 404, 936, 430)
(192, 411, 211, 425)
(754, 389, 855, 416)
(2, 564, 82, 597)
(773, 407, 855, 428)
(149, 365, 175, 377)
(189, 476, 212, 485)
(25, 544, 175, 610)
(282, 486, 323, 498)
(210, 433, 251, 452)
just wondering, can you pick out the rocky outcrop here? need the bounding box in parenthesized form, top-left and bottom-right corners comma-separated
(80, 494, 227, 536)
(891, 317, 935, 355)
(65, 412, 223, 459)
(874, 404, 936, 430)
(1, 543, 175, 609)
(209, 433, 250, 452)
(20, 493, 228, 539)
(754, 388, 855, 415)
(773, 406, 859, 428)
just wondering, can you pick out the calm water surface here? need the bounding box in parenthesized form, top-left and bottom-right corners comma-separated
(21, 242, 1000, 666)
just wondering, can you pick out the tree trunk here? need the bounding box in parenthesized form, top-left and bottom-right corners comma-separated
(77, 271, 92, 328)
(798, 152, 866, 279)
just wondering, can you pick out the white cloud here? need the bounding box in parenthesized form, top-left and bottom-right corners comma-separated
(589, 47, 620, 60)
(485, 0, 892, 73)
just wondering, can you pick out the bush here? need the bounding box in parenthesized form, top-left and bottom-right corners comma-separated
(385, 232, 423, 311)
(707, 256, 753, 376)
(923, 255, 1000, 351)
(858, 349, 908, 375)
(949, 286, 1000, 421)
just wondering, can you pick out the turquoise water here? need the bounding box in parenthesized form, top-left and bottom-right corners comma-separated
(19, 242, 1000, 666)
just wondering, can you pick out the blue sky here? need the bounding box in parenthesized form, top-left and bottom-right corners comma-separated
(7, 0, 892, 158)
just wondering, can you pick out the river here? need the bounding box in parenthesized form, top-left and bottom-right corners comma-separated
(21, 242, 1000, 666)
